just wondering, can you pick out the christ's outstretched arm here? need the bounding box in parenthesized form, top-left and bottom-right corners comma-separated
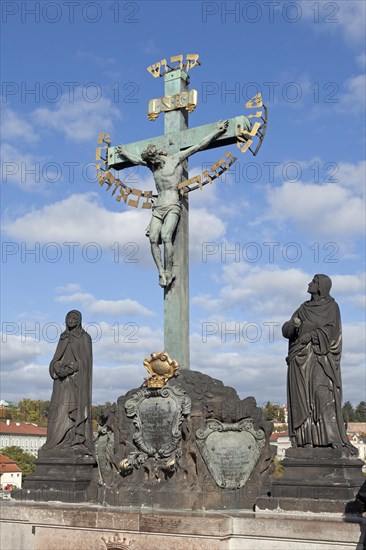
(175, 120, 229, 164)
(116, 145, 147, 166)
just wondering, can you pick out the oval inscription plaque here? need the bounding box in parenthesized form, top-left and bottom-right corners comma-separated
(196, 419, 265, 489)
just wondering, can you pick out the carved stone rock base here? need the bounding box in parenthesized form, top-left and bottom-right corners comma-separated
(92, 369, 274, 510)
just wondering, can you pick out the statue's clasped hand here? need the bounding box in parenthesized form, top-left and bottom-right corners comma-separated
(55, 362, 74, 378)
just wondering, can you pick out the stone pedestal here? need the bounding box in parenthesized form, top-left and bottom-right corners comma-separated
(1, 501, 365, 550)
(92, 369, 274, 511)
(256, 447, 364, 513)
(12, 453, 96, 503)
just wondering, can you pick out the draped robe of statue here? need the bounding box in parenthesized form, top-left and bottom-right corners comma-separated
(42, 310, 93, 455)
(282, 275, 354, 452)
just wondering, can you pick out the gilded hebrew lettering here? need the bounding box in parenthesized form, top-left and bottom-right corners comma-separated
(96, 134, 155, 208)
(247, 111, 263, 119)
(203, 170, 212, 184)
(96, 146, 107, 161)
(186, 54, 199, 70)
(246, 93, 263, 108)
(225, 151, 237, 165)
(147, 54, 200, 77)
(128, 198, 141, 209)
(237, 139, 253, 153)
(178, 175, 202, 191)
(170, 55, 183, 70)
(147, 61, 162, 78)
(235, 97, 268, 156)
(240, 121, 261, 138)
(97, 132, 111, 145)
(160, 58, 168, 74)
(211, 158, 230, 174)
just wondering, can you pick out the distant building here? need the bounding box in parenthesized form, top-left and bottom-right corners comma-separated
(0, 453, 22, 489)
(348, 432, 366, 461)
(270, 427, 366, 462)
(0, 421, 47, 457)
(0, 400, 17, 408)
(347, 422, 366, 435)
(270, 431, 290, 459)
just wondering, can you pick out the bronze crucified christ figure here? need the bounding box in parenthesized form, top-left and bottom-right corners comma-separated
(117, 120, 229, 288)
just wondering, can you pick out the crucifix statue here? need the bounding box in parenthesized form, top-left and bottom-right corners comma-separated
(96, 54, 267, 370)
(116, 120, 229, 288)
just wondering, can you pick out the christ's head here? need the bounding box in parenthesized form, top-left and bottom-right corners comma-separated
(141, 144, 167, 168)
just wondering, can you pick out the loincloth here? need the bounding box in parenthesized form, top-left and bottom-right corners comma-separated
(145, 203, 181, 238)
(151, 203, 181, 222)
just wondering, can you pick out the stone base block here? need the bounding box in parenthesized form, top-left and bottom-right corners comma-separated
(0, 501, 365, 550)
(257, 447, 365, 513)
(12, 454, 96, 503)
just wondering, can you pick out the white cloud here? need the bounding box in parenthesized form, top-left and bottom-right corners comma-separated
(55, 284, 153, 318)
(143, 40, 161, 56)
(331, 273, 366, 295)
(2, 192, 150, 250)
(1, 143, 47, 190)
(77, 51, 116, 66)
(1, 314, 364, 406)
(193, 265, 366, 319)
(1, 362, 52, 403)
(190, 207, 226, 260)
(220, 265, 311, 316)
(266, 178, 365, 238)
(1, 104, 39, 144)
(336, 1, 366, 46)
(2, 191, 228, 266)
(339, 73, 366, 113)
(32, 90, 121, 143)
(356, 52, 366, 69)
(336, 160, 366, 195)
(300, 1, 366, 47)
(0, 334, 44, 369)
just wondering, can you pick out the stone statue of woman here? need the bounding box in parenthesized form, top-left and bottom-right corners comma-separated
(282, 274, 356, 454)
(41, 310, 94, 456)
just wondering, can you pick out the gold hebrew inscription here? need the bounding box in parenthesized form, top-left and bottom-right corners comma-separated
(147, 54, 200, 77)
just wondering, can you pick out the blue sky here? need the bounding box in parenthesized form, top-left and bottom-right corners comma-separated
(1, 0, 365, 408)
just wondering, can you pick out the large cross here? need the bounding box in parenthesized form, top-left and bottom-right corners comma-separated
(99, 61, 266, 370)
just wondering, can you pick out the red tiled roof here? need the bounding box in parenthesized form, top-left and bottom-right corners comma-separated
(0, 463, 22, 473)
(0, 454, 22, 472)
(0, 454, 15, 463)
(0, 422, 47, 435)
(270, 431, 289, 441)
(347, 422, 366, 433)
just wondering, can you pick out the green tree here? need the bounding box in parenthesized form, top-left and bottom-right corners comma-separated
(263, 402, 285, 422)
(355, 401, 366, 422)
(0, 405, 18, 422)
(15, 399, 49, 425)
(272, 456, 284, 479)
(342, 401, 356, 423)
(1, 446, 36, 477)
